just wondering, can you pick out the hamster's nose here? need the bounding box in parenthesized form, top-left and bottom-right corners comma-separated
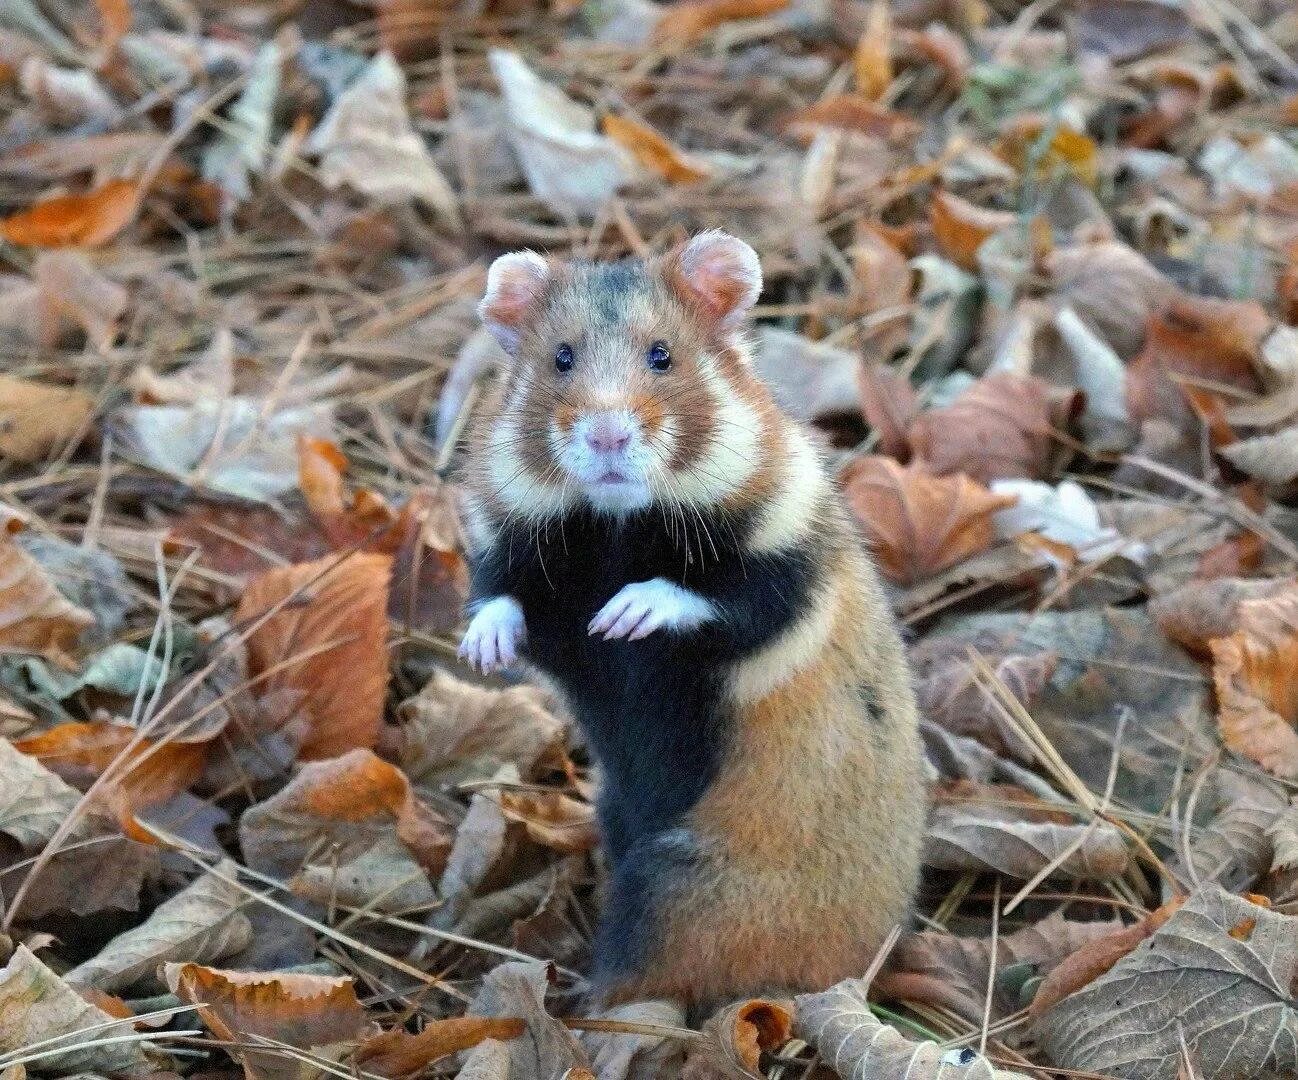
(585, 421, 632, 454)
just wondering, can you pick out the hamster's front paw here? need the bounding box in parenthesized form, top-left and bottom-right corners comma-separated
(459, 596, 526, 673)
(589, 579, 715, 641)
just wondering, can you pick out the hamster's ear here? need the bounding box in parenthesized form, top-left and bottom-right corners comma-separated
(479, 250, 551, 355)
(670, 230, 762, 330)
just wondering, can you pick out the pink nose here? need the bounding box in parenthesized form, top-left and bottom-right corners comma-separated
(585, 424, 631, 454)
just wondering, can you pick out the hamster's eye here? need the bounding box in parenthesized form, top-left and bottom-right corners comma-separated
(647, 341, 672, 372)
(554, 342, 574, 373)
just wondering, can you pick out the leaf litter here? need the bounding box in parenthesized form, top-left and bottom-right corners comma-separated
(1, 0, 1298, 1077)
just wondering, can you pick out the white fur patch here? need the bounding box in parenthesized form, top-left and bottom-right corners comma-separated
(588, 578, 715, 640)
(459, 595, 526, 673)
(748, 429, 827, 553)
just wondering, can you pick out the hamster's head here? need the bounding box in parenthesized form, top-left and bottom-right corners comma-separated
(477, 231, 767, 518)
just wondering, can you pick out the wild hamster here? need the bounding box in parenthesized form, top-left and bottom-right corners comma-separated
(458, 230, 927, 1011)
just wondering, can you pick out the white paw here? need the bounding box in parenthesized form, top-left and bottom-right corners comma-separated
(588, 579, 715, 641)
(459, 596, 526, 673)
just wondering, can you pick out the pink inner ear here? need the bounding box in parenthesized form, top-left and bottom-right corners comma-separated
(671, 231, 762, 328)
(480, 251, 550, 352)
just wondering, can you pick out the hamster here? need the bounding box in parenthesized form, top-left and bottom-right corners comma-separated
(457, 230, 927, 1011)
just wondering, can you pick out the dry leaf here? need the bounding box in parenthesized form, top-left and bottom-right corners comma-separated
(654, 0, 790, 45)
(468, 961, 591, 1079)
(753, 328, 861, 422)
(1220, 428, 1298, 487)
(839, 456, 1017, 585)
(0, 375, 94, 465)
(395, 667, 566, 787)
(781, 94, 914, 140)
(796, 974, 1032, 1079)
(306, 52, 458, 225)
(685, 999, 792, 1079)
(64, 860, 251, 993)
(1036, 887, 1298, 1078)
(18, 57, 118, 127)
(240, 748, 452, 882)
(0, 179, 138, 248)
(0, 946, 144, 1073)
(167, 963, 367, 1080)
(33, 250, 128, 350)
(1210, 588, 1298, 778)
(1151, 576, 1293, 656)
(356, 1016, 527, 1077)
(997, 119, 1098, 187)
(602, 114, 711, 184)
(581, 999, 688, 1080)
(1028, 898, 1185, 1020)
(1070, 0, 1191, 62)
(497, 789, 598, 854)
(237, 553, 391, 760)
(202, 41, 279, 208)
(930, 191, 1015, 271)
(857, 365, 918, 460)
(0, 539, 95, 667)
(854, 0, 892, 101)
(908, 372, 1058, 483)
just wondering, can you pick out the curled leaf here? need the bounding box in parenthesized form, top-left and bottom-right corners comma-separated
(602, 114, 710, 184)
(0, 179, 138, 248)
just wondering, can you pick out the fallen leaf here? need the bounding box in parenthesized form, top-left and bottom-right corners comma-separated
(1028, 897, 1186, 1019)
(394, 667, 566, 788)
(498, 790, 598, 854)
(94, 0, 130, 52)
(685, 999, 791, 1079)
(1052, 305, 1135, 451)
(202, 41, 280, 209)
(1210, 587, 1298, 778)
(602, 114, 711, 184)
(306, 52, 458, 225)
(1226, 324, 1298, 428)
(468, 961, 591, 1079)
(654, 0, 790, 45)
(239, 748, 452, 881)
(839, 455, 1017, 585)
(857, 364, 918, 460)
(167, 963, 367, 1080)
(1173, 796, 1282, 893)
(1036, 887, 1298, 1079)
(1151, 576, 1293, 656)
(237, 553, 391, 760)
(432, 778, 520, 930)
(1220, 427, 1298, 487)
(0, 179, 138, 248)
(1268, 805, 1298, 872)
(32, 250, 128, 350)
(1127, 295, 1269, 426)
(489, 49, 631, 217)
(18, 57, 118, 127)
(0, 539, 95, 667)
(356, 1016, 527, 1077)
(781, 94, 915, 141)
(457, 1039, 512, 1080)
(64, 860, 252, 993)
(292, 833, 436, 912)
(990, 478, 1148, 566)
(796, 974, 1032, 1079)
(0, 946, 144, 1073)
(853, 0, 892, 101)
(908, 372, 1059, 483)
(0, 375, 94, 467)
(925, 800, 1131, 881)
(581, 999, 689, 1080)
(1070, 0, 1191, 62)
(878, 912, 1125, 1024)
(997, 119, 1098, 188)
(753, 328, 862, 422)
(930, 191, 1015, 271)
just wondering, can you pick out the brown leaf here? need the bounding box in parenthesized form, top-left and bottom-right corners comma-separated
(0, 376, 94, 465)
(94, 0, 131, 52)
(394, 667, 566, 787)
(0, 539, 95, 667)
(356, 1017, 526, 1077)
(468, 961, 591, 1079)
(237, 553, 391, 760)
(654, 0, 790, 45)
(780, 94, 916, 141)
(297, 435, 348, 516)
(15, 721, 208, 839)
(602, 114, 710, 184)
(839, 456, 1017, 585)
(498, 790, 598, 854)
(33, 251, 128, 350)
(0, 179, 139, 248)
(1127, 295, 1269, 426)
(240, 748, 453, 881)
(1210, 587, 1298, 778)
(877, 912, 1125, 1024)
(685, 999, 792, 1079)
(581, 999, 689, 1080)
(1151, 576, 1293, 657)
(997, 119, 1098, 187)
(856, 365, 918, 461)
(930, 191, 1015, 271)
(908, 372, 1058, 483)
(853, 0, 892, 101)
(166, 963, 367, 1080)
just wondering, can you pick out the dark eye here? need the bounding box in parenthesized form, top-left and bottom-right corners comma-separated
(555, 342, 573, 373)
(647, 341, 671, 372)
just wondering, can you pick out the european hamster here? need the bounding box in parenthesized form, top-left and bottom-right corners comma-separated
(458, 230, 927, 1011)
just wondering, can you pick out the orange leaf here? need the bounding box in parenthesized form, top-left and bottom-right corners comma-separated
(167, 963, 367, 1080)
(95, 0, 131, 52)
(854, 0, 892, 101)
(997, 119, 1098, 187)
(654, 0, 790, 45)
(601, 114, 711, 184)
(16, 721, 208, 839)
(498, 790, 598, 854)
(1127, 295, 1268, 426)
(297, 435, 348, 516)
(0, 179, 139, 248)
(1210, 586, 1298, 779)
(237, 553, 391, 760)
(839, 456, 1016, 585)
(694, 999, 793, 1075)
(781, 94, 916, 141)
(356, 1016, 526, 1077)
(0, 539, 95, 667)
(908, 372, 1058, 484)
(930, 191, 1015, 271)
(0, 375, 95, 464)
